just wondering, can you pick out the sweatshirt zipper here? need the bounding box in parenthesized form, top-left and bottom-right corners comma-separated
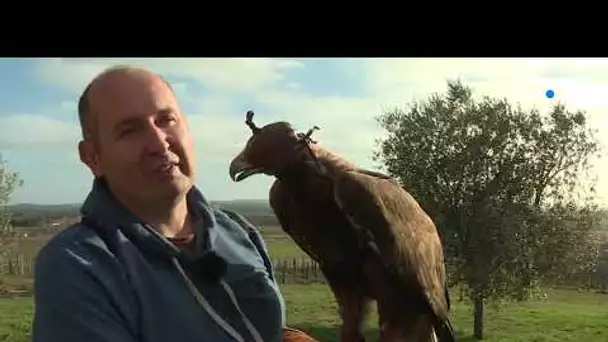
(171, 257, 265, 342)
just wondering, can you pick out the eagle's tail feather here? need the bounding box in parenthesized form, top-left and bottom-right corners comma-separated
(434, 318, 457, 342)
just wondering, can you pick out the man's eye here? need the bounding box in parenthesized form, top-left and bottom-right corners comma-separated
(158, 115, 176, 126)
(119, 127, 136, 137)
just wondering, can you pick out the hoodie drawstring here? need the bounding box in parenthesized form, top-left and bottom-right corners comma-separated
(172, 258, 265, 342)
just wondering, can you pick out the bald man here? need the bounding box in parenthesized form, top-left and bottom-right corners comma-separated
(31, 66, 304, 342)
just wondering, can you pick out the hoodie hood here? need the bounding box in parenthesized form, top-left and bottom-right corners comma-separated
(36, 177, 286, 342)
(80, 178, 220, 263)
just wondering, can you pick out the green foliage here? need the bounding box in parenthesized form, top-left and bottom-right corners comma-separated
(374, 80, 603, 337)
(0, 154, 24, 253)
(534, 203, 603, 282)
(4, 286, 608, 342)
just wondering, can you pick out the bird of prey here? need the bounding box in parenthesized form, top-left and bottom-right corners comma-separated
(229, 111, 456, 342)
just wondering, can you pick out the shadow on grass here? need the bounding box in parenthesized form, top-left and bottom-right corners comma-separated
(291, 324, 477, 342)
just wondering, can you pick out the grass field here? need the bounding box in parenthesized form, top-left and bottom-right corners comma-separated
(2, 285, 608, 342)
(3, 225, 608, 341)
(262, 228, 309, 260)
(5, 225, 309, 261)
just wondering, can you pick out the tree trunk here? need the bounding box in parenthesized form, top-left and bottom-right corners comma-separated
(473, 296, 484, 339)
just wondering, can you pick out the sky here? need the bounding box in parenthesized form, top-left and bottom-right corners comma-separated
(1, 58, 607, 206)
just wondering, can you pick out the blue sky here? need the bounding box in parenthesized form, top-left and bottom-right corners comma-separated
(1, 58, 608, 206)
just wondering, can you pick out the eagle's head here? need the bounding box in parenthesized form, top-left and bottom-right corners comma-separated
(229, 110, 320, 182)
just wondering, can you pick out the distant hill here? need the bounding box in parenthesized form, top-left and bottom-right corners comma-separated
(9, 199, 274, 217)
(9, 203, 81, 217)
(212, 199, 271, 213)
(212, 199, 278, 226)
(8, 199, 279, 228)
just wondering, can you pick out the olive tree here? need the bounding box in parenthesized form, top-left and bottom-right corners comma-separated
(0, 154, 24, 255)
(374, 80, 603, 339)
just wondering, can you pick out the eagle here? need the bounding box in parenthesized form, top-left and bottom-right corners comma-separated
(229, 111, 457, 342)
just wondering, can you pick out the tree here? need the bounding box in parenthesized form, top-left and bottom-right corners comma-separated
(373, 80, 603, 339)
(0, 154, 24, 256)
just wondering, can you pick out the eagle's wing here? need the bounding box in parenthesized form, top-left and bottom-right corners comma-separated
(332, 169, 449, 320)
(269, 180, 323, 263)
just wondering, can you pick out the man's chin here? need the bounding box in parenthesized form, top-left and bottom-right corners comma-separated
(159, 175, 193, 191)
(147, 174, 193, 198)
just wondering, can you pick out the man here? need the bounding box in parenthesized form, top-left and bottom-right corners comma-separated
(32, 65, 309, 342)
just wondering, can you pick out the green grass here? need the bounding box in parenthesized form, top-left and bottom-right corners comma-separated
(5, 227, 608, 341)
(2, 285, 608, 342)
(261, 227, 310, 260)
(279, 285, 608, 342)
(0, 297, 33, 342)
(5, 225, 309, 262)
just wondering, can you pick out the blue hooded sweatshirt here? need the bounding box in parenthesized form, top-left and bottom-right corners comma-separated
(31, 179, 286, 342)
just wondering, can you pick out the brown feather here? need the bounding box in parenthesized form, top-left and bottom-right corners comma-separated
(230, 120, 456, 342)
(332, 170, 449, 320)
(311, 143, 451, 319)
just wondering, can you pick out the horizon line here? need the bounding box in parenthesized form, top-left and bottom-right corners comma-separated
(8, 198, 270, 207)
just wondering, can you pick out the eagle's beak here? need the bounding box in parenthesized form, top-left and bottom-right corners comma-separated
(229, 150, 264, 182)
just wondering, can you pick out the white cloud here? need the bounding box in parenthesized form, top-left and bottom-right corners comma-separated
(7, 58, 608, 205)
(35, 58, 304, 95)
(247, 89, 384, 166)
(199, 57, 608, 205)
(360, 58, 608, 204)
(0, 114, 80, 149)
(362, 58, 608, 112)
(59, 100, 77, 111)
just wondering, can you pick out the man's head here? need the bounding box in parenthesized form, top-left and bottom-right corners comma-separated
(78, 66, 196, 209)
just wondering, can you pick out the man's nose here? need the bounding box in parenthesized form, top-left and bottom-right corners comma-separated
(145, 125, 171, 154)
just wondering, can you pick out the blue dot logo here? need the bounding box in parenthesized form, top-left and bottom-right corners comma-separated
(546, 89, 555, 99)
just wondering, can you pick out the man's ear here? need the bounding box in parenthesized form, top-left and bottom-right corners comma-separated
(78, 140, 103, 178)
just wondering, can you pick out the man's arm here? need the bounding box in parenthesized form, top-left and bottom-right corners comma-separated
(32, 235, 139, 342)
(220, 210, 327, 340)
(219, 209, 278, 282)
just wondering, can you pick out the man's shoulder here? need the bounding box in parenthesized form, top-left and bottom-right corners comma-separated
(211, 207, 275, 269)
(40, 220, 103, 251)
(35, 220, 113, 274)
(214, 207, 259, 233)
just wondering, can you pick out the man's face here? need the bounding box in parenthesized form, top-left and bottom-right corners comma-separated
(80, 71, 196, 206)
